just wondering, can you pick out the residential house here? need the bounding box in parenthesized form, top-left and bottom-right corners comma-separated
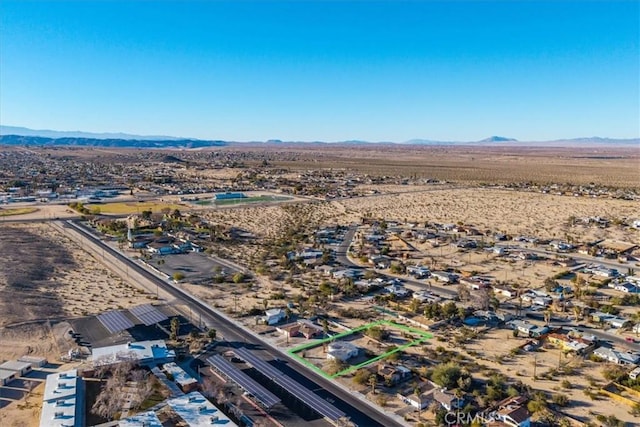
(297, 320, 324, 339)
(397, 381, 436, 410)
(370, 255, 392, 269)
(377, 364, 412, 386)
(327, 342, 359, 362)
(413, 291, 441, 303)
(493, 396, 532, 427)
(593, 347, 640, 365)
(432, 388, 465, 411)
(432, 271, 459, 284)
(496, 406, 531, 427)
(493, 285, 516, 298)
(507, 320, 549, 338)
(332, 269, 362, 280)
(407, 266, 431, 278)
(613, 282, 640, 293)
(262, 308, 286, 326)
(546, 333, 595, 355)
(385, 283, 411, 298)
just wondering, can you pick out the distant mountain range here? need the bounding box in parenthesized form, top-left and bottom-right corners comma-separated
(0, 126, 638, 148)
(0, 125, 186, 141)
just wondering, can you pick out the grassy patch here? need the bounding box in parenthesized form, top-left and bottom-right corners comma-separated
(0, 207, 38, 216)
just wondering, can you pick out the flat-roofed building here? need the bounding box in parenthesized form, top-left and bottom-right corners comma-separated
(118, 410, 163, 427)
(18, 356, 48, 367)
(40, 369, 83, 427)
(163, 362, 199, 392)
(0, 360, 33, 376)
(91, 340, 175, 367)
(167, 391, 238, 427)
(0, 369, 17, 386)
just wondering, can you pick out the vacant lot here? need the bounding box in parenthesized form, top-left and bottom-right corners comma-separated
(87, 201, 186, 215)
(0, 224, 154, 328)
(0, 207, 38, 217)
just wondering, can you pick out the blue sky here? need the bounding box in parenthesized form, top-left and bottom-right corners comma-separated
(1, 0, 638, 141)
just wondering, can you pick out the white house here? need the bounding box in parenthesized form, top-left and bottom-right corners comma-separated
(385, 283, 410, 298)
(327, 342, 359, 362)
(262, 308, 286, 326)
(593, 347, 640, 365)
(432, 388, 464, 411)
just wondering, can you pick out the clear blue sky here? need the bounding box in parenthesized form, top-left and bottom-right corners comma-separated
(1, 0, 638, 142)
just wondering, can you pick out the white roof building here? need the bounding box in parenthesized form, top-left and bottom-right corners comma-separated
(119, 410, 163, 427)
(162, 362, 198, 391)
(167, 391, 238, 427)
(40, 369, 83, 427)
(262, 308, 286, 326)
(593, 347, 640, 365)
(91, 340, 175, 367)
(0, 369, 17, 386)
(327, 341, 359, 362)
(0, 360, 33, 375)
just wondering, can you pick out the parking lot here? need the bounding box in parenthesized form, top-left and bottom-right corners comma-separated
(150, 252, 240, 284)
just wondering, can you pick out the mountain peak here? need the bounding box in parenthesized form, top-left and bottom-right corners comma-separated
(478, 136, 518, 143)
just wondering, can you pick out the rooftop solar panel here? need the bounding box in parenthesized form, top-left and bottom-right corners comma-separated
(96, 310, 135, 334)
(129, 304, 169, 326)
(206, 355, 281, 409)
(232, 348, 346, 421)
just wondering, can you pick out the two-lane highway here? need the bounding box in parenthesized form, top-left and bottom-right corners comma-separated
(63, 220, 403, 427)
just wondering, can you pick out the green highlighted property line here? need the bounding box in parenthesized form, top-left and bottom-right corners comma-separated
(287, 320, 433, 379)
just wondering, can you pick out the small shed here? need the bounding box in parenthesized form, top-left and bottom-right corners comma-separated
(0, 360, 33, 376)
(0, 369, 17, 386)
(18, 356, 48, 367)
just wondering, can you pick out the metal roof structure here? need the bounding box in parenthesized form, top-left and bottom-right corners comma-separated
(206, 355, 281, 409)
(233, 348, 346, 421)
(96, 310, 134, 334)
(129, 304, 168, 326)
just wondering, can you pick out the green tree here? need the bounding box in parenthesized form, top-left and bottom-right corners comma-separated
(352, 369, 370, 386)
(170, 317, 180, 340)
(232, 272, 245, 284)
(368, 374, 377, 394)
(431, 362, 462, 389)
(207, 328, 217, 341)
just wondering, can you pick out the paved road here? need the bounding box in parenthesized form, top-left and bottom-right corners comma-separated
(335, 225, 458, 299)
(336, 225, 639, 351)
(495, 243, 636, 271)
(64, 220, 402, 427)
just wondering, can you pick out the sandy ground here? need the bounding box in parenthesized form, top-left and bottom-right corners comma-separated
(455, 328, 640, 425)
(0, 223, 156, 362)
